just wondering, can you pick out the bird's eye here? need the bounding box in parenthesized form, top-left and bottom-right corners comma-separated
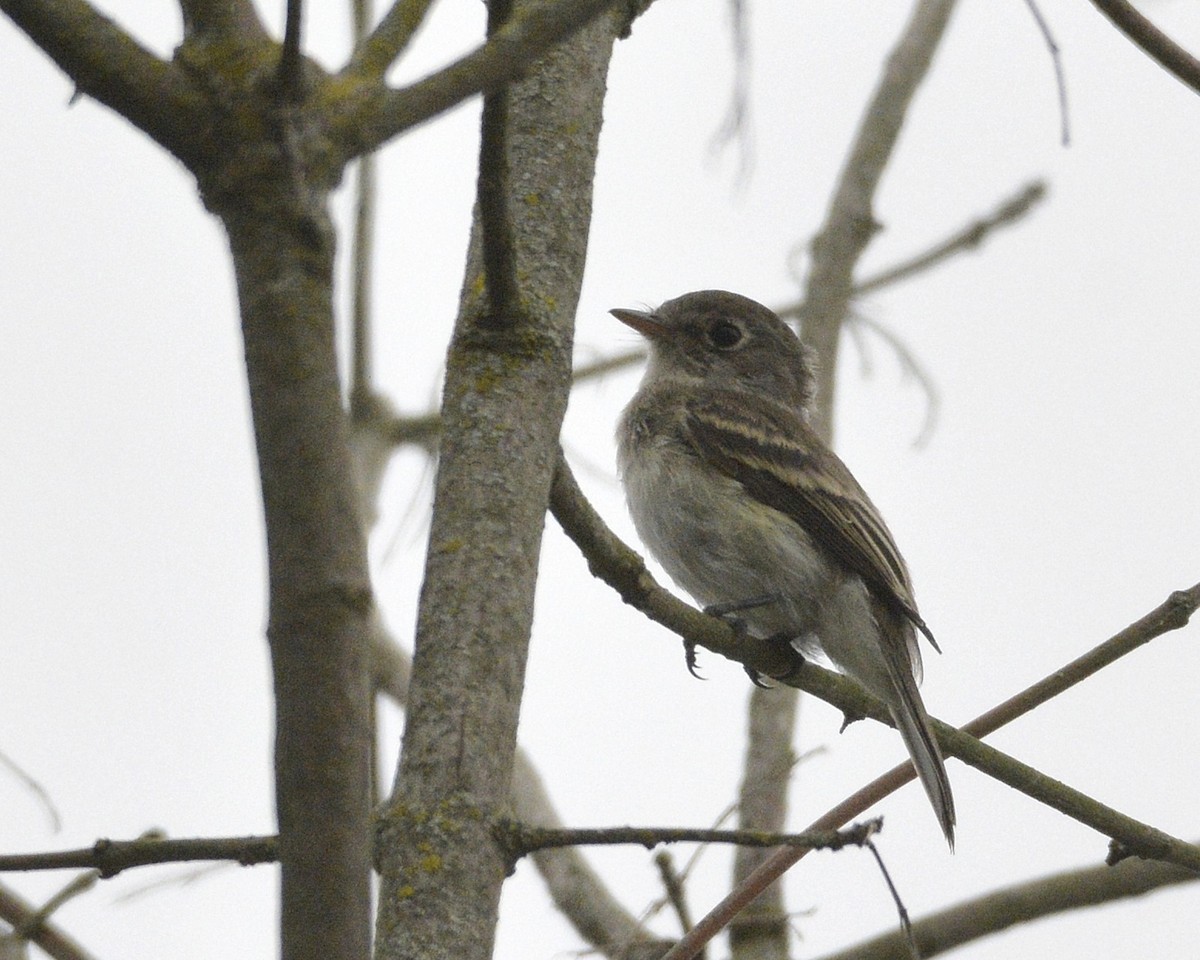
(707, 320, 743, 349)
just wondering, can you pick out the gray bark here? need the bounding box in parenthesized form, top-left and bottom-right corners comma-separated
(371, 9, 623, 960)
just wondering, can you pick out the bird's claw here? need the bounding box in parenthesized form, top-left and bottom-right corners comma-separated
(703, 595, 788, 688)
(743, 665, 772, 688)
(683, 639, 705, 680)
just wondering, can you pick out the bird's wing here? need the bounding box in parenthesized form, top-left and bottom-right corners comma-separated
(684, 389, 937, 649)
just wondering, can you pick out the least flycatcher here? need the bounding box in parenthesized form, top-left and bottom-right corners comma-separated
(614, 290, 955, 845)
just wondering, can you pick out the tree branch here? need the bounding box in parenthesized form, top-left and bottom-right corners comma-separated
(548, 452, 1200, 957)
(1085, 0, 1200, 95)
(220, 173, 374, 960)
(654, 581, 1200, 960)
(0, 882, 97, 960)
(780, 180, 1049, 320)
(329, 0, 624, 158)
(798, 0, 959, 442)
(0, 835, 278, 876)
(815, 852, 1198, 960)
(0, 0, 211, 165)
(477, 0, 522, 329)
(346, 0, 437, 79)
(730, 676, 798, 958)
(496, 820, 881, 861)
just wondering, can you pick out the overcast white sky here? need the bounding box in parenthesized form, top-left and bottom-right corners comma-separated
(3, 1, 1200, 958)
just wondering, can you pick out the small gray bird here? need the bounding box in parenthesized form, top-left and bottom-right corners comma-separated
(614, 290, 955, 845)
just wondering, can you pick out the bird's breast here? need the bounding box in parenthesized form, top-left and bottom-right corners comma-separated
(618, 425, 830, 641)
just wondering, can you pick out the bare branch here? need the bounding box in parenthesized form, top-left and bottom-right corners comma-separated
(330, 0, 624, 158)
(0, 882, 97, 960)
(0, 747, 62, 833)
(348, 0, 377, 411)
(654, 851, 697, 942)
(477, 0, 522, 328)
(799, 0, 959, 442)
(0, 835, 278, 876)
(848, 310, 941, 450)
(349, 154, 378, 408)
(853, 180, 1047, 298)
(347, 0, 437, 79)
(548, 451, 1200, 956)
(221, 174, 374, 960)
(656, 583, 1200, 960)
(497, 820, 882, 860)
(729, 685, 797, 957)
(1085, 0, 1200, 95)
(1020, 0, 1070, 145)
(0, 0, 210, 164)
(708, 0, 753, 181)
(816, 854, 1198, 960)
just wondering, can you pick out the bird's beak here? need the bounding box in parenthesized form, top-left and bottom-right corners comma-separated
(610, 307, 666, 339)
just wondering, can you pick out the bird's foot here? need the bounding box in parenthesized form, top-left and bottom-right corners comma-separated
(702, 594, 785, 688)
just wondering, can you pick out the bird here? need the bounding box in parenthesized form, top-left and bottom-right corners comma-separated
(613, 289, 955, 845)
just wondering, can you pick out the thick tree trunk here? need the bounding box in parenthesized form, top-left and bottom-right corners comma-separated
(222, 188, 374, 960)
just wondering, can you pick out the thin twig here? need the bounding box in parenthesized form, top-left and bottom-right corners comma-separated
(0, 747, 61, 833)
(1085, 0, 1200, 95)
(864, 839, 917, 959)
(1020, 0, 1070, 146)
(349, 0, 377, 408)
(655, 851, 698, 939)
(477, 0, 521, 328)
(496, 821, 881, 861)
(709, 0, 754, 183)
(855, 181, 1047, 298)
(16, 870, 99, 939)
(0, 835, 278, 878)
(779, 179, 1048, 317)
(850, 310, 941, 450)
(815, 847, 1199, 960)
(0, 882, 97, 960)
(350, 154, 377, 406)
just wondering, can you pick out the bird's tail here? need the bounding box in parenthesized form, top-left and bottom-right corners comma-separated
(889, 674, 956, 848)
